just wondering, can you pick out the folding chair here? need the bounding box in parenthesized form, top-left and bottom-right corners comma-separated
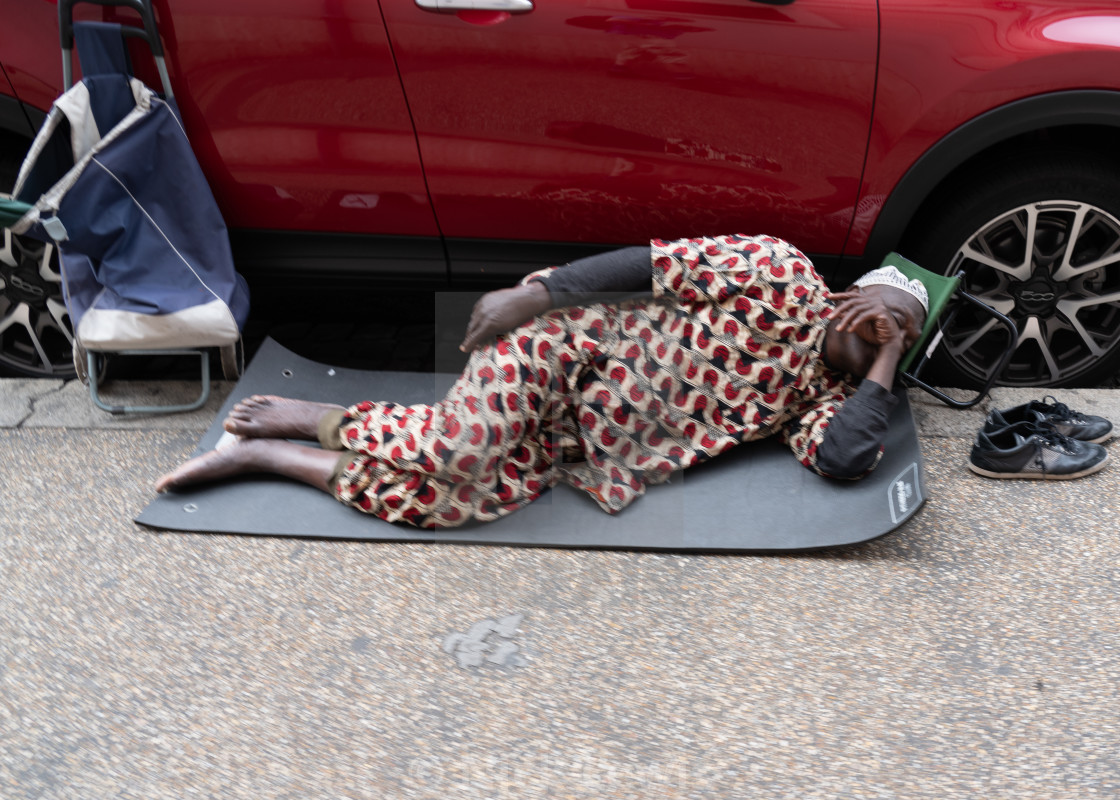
(881, 252, 1018, 409)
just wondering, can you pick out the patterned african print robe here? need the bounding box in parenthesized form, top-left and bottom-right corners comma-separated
(328, 234, 865, 528)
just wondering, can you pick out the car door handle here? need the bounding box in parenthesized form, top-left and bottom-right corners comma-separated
(416, 0, 533, 11)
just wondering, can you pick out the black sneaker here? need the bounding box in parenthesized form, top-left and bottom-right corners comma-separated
(969, 421, 1110, 480)
(987, 396, 1113, 443)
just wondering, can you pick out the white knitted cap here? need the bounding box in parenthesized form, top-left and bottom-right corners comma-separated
(853, 265, 929, 312)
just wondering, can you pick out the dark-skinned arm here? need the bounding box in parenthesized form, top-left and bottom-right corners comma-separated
(813, 290, 908, 479)
(460, 245, 651, 351)
(814, 339, 905, 478)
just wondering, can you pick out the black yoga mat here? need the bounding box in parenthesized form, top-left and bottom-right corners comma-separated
(136, 338, 926, 551)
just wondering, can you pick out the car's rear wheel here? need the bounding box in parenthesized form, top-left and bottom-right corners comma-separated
(1, 147, 77, 378)
(905, 148, 1120, 388)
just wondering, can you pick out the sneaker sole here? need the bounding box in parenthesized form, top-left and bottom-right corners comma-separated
(968, 451, 1110, 480)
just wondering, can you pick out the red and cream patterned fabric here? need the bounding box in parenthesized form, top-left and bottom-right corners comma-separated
(331, 234, 862, 529)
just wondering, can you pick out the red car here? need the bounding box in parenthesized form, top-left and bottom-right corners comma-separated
(3, 0, 1120, 386)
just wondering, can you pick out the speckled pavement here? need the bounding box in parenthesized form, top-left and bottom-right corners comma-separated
(2, 378, 1119, 799)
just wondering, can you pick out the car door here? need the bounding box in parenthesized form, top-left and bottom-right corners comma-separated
(380, 0, 878, 276)
(153, 0, 441, 253)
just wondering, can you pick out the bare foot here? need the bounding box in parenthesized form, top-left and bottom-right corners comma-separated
(156, 439, 268, 492)
(222, 395, 344, 440)
(156, 438, 342, 494)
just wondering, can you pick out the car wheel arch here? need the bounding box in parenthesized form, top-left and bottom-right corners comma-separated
(860, 89, 1120, 268)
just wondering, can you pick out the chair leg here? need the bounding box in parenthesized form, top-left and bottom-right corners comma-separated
(86, 349, 211, 415)
(901, 292, 1019, 409)
(219, 338, 244, 380)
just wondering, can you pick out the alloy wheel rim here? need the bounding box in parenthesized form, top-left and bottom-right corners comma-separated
(0, 224, 74, 377)
(943, 200, 1120, 386)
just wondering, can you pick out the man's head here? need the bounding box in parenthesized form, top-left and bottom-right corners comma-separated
(825, 268, 929, 377)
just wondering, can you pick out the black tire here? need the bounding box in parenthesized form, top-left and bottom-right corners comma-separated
(904, 147, 1120, 388)
(0, 142, 77, 378)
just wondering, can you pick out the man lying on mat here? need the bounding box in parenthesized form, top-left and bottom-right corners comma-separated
(156, 234, 928, 529)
